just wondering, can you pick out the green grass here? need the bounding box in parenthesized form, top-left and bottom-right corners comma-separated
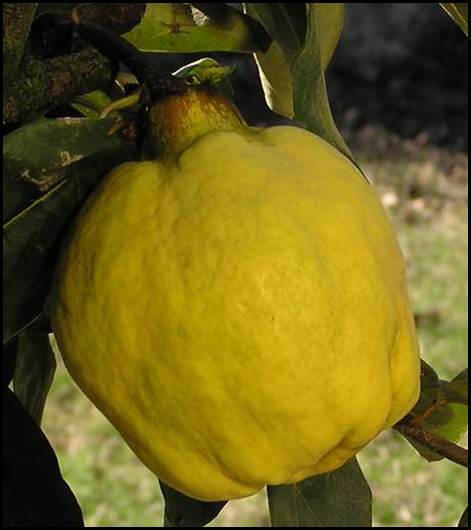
(42, 129, 468, 527)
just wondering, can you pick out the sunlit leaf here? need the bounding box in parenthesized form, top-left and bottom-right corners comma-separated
(440, 3, 468, 35)
(244, 3, 307, 117)
(72, 90, 114, 118)
(124, 3, 270, 53)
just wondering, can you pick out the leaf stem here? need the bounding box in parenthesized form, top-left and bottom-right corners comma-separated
(393, 421, 468, 468)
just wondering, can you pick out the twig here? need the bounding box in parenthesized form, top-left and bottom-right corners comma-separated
(394, 421, 468, 468)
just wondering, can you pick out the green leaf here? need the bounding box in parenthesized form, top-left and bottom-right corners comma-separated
(33, 3, 79, 19)
(244, 3, 307, 117)
(401, 362, 468, 461)
(3, 117, 120, 200)
(403, 439, 443, 463)
(440, 3, 468, 35)
(159, 481, 226, 527)
(245, 4, 306, 60)
(246, 3, 347, 153)
(406, 402, 468, 462)
(3, 134, 133, 345)
(123, 3, 270, 53)
(72, 90, 114, 118)
(410, 359, 443, 416)
(4, 336, 19, 387)
(292, 4, 351, 160)
(13, 329, 56, 425)
(458, 507, 468, 527)
(442, 369, 468, 405)
(173, 58, 235, 97)
(4, 387, 84, 526)
(267, 457, 372, 527)
(428, 403, 468, 443)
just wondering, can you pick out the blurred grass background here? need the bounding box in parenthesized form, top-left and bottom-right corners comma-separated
(42, 126, 468, 527)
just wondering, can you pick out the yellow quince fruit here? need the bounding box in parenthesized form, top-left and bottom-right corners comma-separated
(50, 85, 420, 502)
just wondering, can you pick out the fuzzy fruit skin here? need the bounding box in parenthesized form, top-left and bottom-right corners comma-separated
(50, 123, 420, 502)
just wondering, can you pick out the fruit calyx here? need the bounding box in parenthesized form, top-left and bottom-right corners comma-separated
(150, 60, 246, 159)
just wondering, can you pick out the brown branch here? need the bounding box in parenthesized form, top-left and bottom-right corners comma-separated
(3, 4, 146, 125)
(3, 3, 37, 90)
(394, 421, 468, 468)
(3, 47, 116, 125)
(77, 3, 146, 34)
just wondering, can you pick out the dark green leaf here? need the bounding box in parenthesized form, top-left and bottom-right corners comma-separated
(267, 457, 372, 527)
(404, 438, 443, 462)
(407, 359, 443, 421)
(458, 507, 468, 527)
(292, 4, 351, 159)
(123, 3, 270, 53)
(33, 3, 80, 19)
(440, 3, 468, 35)
(160, 481, 226, 527)
(3, 117, 120, 202)
(3, 386, 84, 526)
(13, 330, 56, 425)
(3, 135, 133, 345)
(3, 337, 18, 388)
(3, 173, 40, 226)
(411, 359, 442, 415)
(245, 3, 306, 60)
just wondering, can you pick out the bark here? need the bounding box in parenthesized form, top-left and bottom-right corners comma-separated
(3, 4, 37, 90)
(394, 421, 468, 468)
(3, 3, 146, 126)
(3, 48, 116, 125)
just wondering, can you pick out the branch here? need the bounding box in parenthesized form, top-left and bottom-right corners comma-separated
(393, 421, 468, 468)
(77, 3, 146, 34)
(3, 3, 37, 89)
(3, 48, 116, 125)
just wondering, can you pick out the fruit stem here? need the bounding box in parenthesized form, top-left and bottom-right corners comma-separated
(71, 14, 187, 101)
(149, 87, 246, 159)
(71, 14, 247, 158)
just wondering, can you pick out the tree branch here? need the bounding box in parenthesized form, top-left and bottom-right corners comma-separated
(3, 48, 116, 125)
(77, 3, 146, 34)
(3, 3, 37, 90)
(393, 421, 468, 468)
(3, 4, 146, 126)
